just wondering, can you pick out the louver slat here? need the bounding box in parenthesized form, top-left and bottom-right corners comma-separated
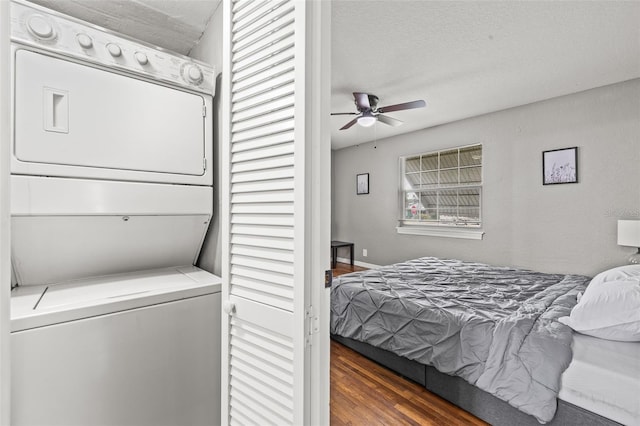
(231, 234, 294, 250)
(232, 44, 294, 84)
(232, 105, 294, 133)
(231, 369, 292, 407)
(232, 35, 294, 76)
(232, 0, 267, 25)
(231, 264, 294, 289)
(232, 61, 294, 95)
(231, 213, 294, 227)
(231, 202, 294, 214)
(230, 378, 292, 420)
(231, 166, 294, 183)
(232, 119, 294, 144)
(232, 0, 255, 15)
(231, 130, 294, 154)
(231, 274, 293, 301)
(233, 2, 293, 47)
(231, 190, 294, 204)
(230, 397, 283, 425)
(232, 85, 294, 114)
(232, 94, 295, 124)
(226, 1, 301, 424)
(233, 9, 292, 47)
(232, 75, 294, 109)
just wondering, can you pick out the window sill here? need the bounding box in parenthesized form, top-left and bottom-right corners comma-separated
(396, 225, 484, 240)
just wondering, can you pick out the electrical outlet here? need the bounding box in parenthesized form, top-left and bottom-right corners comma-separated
(362, 249, 368, 257)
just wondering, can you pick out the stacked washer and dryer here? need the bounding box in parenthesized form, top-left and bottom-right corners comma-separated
(9, 1, 221, 425)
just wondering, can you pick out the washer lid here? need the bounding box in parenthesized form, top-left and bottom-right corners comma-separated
(11, 266, 222, 332)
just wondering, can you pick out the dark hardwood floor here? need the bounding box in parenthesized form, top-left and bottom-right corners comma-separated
(330, 341, 488, 426)
(332, 261, 368, 277)
(330, 262, 488, 425)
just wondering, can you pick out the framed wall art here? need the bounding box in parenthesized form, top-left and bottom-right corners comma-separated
(542, 147, 578, 185)
(356, 173, 369, 195)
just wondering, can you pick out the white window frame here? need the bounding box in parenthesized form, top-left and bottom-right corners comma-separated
(397, 144, 484, 240)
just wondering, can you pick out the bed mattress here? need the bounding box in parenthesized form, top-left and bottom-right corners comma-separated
(560, 333, 640, 426)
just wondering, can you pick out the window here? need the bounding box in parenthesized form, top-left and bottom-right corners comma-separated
(398, 144, 483, 238)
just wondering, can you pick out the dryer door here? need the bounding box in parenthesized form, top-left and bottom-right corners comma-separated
(14, 49, 208, 183)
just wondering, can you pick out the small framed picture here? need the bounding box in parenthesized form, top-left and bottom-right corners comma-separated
(356, 173, 369, 195)
(543, 147, 578, 185)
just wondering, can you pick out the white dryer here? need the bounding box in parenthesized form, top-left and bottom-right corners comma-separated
(9, 1, 221, 425)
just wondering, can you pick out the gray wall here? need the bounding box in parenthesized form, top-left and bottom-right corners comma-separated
(332, 79, 640, 276)
(190, 5, 222, 276)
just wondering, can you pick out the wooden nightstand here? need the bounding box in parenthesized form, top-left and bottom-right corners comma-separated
(331, 241, 354, 269)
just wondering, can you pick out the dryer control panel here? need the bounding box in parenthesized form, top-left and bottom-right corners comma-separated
(10, 0, 215, 94)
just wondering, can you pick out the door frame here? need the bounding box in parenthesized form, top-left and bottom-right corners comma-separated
(0, 1, 11, 423)
(306, 0, 332, 424)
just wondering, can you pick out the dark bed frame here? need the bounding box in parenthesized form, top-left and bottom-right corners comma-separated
(332, 334, 621, 426)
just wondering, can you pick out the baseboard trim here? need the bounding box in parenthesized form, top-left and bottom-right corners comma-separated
(336, 257, 381, 269)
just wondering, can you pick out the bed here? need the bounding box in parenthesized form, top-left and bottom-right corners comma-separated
(331, 257, 639, 425)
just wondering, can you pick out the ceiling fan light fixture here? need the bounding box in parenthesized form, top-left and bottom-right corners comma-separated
(333, 93, 426, 131)
(357, 114, 376, 127)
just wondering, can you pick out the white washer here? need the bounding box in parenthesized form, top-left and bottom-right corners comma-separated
(9, 1, 221, 424)
(11, 267, 222, 426)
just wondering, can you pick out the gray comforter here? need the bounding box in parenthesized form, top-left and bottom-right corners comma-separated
(330, 257, 589, 423)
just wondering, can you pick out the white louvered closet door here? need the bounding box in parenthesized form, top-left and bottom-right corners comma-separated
(221, 1, 329, 425)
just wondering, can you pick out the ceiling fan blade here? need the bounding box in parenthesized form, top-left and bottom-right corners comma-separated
(377, 99, 426, 113)
(353, 92, 371, 110)
(331, 112, 358, 116)
(377, 114, 403, 127)
(339, 118, 359, 130)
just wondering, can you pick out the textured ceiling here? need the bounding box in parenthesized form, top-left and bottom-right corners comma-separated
(27, 0, 221, 55)
(331, 1, 640, 150)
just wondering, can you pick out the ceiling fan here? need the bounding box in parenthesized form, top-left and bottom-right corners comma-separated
(332, 92, 426, 130)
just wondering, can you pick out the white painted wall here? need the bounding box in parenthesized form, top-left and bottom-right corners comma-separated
(187, 6, 223, 424)
(332, 79, 640, 277)
(190, 4, 223, 277)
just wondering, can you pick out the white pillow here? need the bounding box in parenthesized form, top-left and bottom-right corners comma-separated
(558, 278, 640, 342)
(588, 264, 640, 287)
(580, 264, 640, 300)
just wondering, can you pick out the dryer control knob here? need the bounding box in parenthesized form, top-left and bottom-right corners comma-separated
(183, 64, 203, 84)
(134, 52, 149, 65)
(76, 33, 93, 49)
(107, 43, 122, 57)
(27, 15, 56, 40)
